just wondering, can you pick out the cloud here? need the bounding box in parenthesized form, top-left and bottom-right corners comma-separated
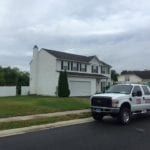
(0, 0, 150, 72)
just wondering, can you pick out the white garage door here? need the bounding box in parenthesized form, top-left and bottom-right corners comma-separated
(69, 81, 91, 96)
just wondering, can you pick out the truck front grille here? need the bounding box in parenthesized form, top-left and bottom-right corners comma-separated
(91, 97, 112, 107)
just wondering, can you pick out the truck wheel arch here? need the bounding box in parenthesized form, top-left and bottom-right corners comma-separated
(120, 102, 131, 111)
(118, 102, 131, 125)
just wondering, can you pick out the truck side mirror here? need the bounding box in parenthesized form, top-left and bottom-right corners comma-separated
(132, 92, 136, 97)
(137, 91, 142, 97)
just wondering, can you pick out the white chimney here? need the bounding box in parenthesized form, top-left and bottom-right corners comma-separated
(33, 45, 39, 59)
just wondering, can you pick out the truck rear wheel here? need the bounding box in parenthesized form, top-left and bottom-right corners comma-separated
(118, 107, 131, 125)
(92, 112, 103, 121)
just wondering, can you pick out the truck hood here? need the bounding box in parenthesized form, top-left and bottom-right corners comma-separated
(92, 93, 129, 100)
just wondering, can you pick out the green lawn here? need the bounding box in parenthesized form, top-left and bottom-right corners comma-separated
(0, 96, 90, 118)
(0, 112, 91, 130)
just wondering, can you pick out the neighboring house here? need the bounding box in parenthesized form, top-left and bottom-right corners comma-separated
(118, 70, 150, 84)
(30, 45, 111, 96)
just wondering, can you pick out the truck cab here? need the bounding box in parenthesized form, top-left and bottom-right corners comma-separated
(91, 84, 150, 125)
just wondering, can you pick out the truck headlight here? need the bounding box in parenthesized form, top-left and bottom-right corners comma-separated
(112, 100, 119, 107)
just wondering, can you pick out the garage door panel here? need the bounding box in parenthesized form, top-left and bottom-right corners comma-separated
(69, 81, 91, 96)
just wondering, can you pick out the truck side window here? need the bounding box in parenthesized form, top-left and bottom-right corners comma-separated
(142, 86, 150, 95)
(132, 86, 142, 96)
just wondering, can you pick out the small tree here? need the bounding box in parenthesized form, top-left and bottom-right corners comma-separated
(58, 71, 70, 97)
(111, 69, 118, 84)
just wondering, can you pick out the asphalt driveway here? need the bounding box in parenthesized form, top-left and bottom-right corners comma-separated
(0, 115, 150, 150)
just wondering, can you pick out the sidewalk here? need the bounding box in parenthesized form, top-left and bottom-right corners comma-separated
(0, 109, 90, 123)
(0, 109, 92, 138)
(0, 117, 93, 138)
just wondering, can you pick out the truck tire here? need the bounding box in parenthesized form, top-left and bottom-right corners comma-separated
(92, 112, 103, 121)
(118, 107, 131, 125)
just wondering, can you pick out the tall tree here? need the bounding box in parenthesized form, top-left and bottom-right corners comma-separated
(111, 69, 118, 83)
(58, 71, 70, 97)
(121, 70, 128, 74)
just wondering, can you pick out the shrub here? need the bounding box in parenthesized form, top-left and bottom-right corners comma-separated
(58, 71, 70, 97)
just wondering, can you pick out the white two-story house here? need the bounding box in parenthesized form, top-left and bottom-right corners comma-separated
(30, 45, 111, 96)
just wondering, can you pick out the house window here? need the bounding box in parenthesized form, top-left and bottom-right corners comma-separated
(125, 75, 130, 81)
(68, 62, 70, 70)
(80, 64, 87, 72)
(106, 67, 110, 74)
(71, 62, 78, 71)
(101, 66, 105, 74)
(61, 61, 69, 70)
(92, 65, 98, 73)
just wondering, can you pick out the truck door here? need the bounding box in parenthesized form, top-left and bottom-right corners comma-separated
(141, 86, 150, 110)
(131, 86, 143, 111)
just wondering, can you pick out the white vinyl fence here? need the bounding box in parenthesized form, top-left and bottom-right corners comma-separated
(0, 86, 16, 97)
(21, 86, 30, 95)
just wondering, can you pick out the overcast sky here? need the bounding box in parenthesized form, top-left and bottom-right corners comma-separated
(0, 0, 150, 72)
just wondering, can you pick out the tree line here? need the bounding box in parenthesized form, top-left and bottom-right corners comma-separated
(0, 66, 29, 86)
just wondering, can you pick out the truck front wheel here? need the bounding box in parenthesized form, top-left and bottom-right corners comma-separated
(118, 107, 131, 125)
(92, 112, 104, 121)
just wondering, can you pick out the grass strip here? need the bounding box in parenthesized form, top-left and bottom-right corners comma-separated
(0, 96, 90, 118)
(0, 112, 91, 131)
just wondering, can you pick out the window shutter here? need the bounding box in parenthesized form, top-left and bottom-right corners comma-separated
(92, 66, 93, 73)
(77, 63, 79, 71)
(96, 66, 98, 73)
(68, 62, 70, 70)
(80, 64, 81, 71)
(71, 62, 73, 70)
(61, 61, 63, 70)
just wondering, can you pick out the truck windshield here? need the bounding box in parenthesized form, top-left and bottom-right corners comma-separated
(106, 85, 133, 94)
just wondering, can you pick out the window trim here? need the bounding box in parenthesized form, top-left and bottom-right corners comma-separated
(92, 65, 98, 73)
(101, 66, 105, 74)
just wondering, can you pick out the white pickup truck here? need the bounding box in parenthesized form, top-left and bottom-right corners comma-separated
(91, 84, 150, 125)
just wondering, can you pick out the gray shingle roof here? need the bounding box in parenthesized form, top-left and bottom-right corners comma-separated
(43, 48, 111, 66)
(121, 70, 150, 80)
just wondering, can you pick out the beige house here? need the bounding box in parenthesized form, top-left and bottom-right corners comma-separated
(118, 71, 150, 84)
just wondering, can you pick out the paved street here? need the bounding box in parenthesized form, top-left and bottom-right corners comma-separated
(0, 116, 150, 150)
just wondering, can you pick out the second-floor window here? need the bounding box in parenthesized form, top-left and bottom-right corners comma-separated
(92, 65, 98, 73)
(61, 61, 87, 72)
(106, 67, 110, 74)
(61, 61, 69, 70)
(101, 66, 105, 74)
(71, 62, 78, 71)
(80, 64, 87, 72)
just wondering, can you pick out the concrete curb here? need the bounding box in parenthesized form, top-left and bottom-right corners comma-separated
(0, 109, 90, 123)
(0, 117, 93, 138)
